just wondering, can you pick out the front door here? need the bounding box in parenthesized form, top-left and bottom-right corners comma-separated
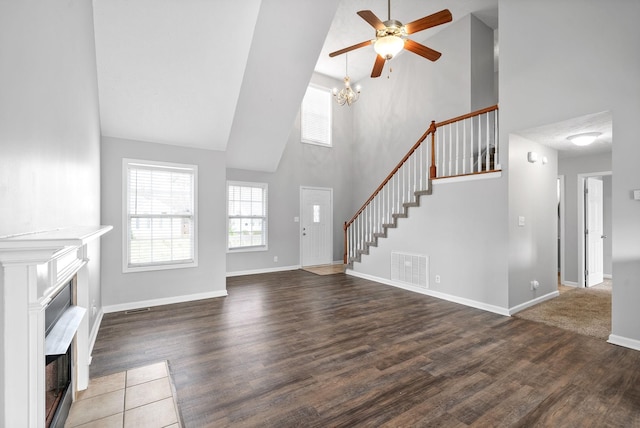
(301, 187, 333, 267)
(585, 177, 604, 287)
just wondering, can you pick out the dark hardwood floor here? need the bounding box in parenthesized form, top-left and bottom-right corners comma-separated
(91, 271, 640, 427)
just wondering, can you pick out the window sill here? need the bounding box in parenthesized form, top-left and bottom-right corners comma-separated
(123, 261, 198, 274)
(227, 246, 268, 254)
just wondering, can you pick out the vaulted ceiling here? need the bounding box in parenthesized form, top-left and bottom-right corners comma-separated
(92, 0, 500, 172)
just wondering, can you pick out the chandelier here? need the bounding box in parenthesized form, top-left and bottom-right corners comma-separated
(332, 54, 361, 106)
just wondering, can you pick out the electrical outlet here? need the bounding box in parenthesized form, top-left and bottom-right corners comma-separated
(530, 280, 540, 290)
(274, 256, 278, 262)
(435, 275, 441, 284)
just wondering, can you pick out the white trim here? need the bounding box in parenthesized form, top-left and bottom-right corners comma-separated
(226, 265, 300, 277)
(332, 260, 344, 265)
(432, 171, 501, 185)
(88, 308, 104, 358)
(562, 280, 579, 287)
(508, 290, 559, 315)
(346, 269, 510, 316)
(227, 180, 268, 251)
(103, 290, 228, 314)
(608, 334, 640, 351)
(577, 171, 611, 288)
(300, 186, 334, 267)
(301, 84, 332, 147)
(558, 175, 566, 286)
(603, 274, 613, 279)
(122, 158, 198, 273)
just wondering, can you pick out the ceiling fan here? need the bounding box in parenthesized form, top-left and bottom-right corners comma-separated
(329, 0, 452, 78)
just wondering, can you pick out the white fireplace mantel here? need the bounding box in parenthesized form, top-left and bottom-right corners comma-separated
(0, 225, 112, 428)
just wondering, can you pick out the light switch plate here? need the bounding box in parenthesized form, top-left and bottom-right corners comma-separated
(518, 216, 525, 227)
(634, 190, 640, 200)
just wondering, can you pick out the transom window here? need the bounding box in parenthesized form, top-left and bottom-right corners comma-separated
(301, 84, 332, 147)
(123, 159, 197, 272)
(227, 181, 268, 251)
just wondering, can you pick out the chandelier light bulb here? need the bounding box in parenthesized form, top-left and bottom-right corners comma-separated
(333, 76, 360, 106)
(333, 54, 361, 107)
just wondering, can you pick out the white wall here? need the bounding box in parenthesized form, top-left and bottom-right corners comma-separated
(349, 14, 508, 310)
(226, 73, 353, 273)
(0, 0, 102, 415)
(558, 152, 612, 283)
(500, 0, 640, 345)
(100, 137, 227, 309)
(353, 176, 509, 311)
(507, 136, 558, 307)
(350, 14, 496, 213)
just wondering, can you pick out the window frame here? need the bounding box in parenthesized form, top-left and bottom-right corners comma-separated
(227, 181, 269, 253)
(122, 158, 198, 273)
(301, 83, 333, 147)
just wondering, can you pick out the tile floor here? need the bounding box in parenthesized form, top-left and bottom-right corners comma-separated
(65, 361, 181, 428)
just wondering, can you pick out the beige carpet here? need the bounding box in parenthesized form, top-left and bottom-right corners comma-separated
(302, 264, 345, 275)
(515, 281, 612, 340)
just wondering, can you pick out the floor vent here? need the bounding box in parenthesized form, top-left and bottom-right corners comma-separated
(391, 252, 428, 288)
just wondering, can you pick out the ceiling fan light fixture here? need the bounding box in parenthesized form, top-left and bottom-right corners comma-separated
(374, 35, 404, 60)
(567, 132, 601, 146)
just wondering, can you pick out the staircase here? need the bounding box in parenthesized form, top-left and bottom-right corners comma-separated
(344, 105, 499, 267)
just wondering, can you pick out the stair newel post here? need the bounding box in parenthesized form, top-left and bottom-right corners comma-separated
(429, 121, 437, 179)
(343, 222, 348, 264)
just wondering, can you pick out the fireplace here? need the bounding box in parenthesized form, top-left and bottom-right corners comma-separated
(45, 349, 71, 427)
(44, 279, 81, 428)
(0, 225, 113, 428)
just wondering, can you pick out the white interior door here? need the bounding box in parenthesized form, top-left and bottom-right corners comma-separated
(301, 187, 332, 267)
(586, 177, 604, 286)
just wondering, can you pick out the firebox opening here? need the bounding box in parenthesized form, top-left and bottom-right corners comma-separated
(44, 278, 85, 428)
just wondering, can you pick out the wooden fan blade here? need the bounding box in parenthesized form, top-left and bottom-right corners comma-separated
(371, 55, 386, 78)
(404, 39, 442, 61)
(329, 40, 373, 57)
(357, 10, 386, 30)
(404, 9, 452, 35)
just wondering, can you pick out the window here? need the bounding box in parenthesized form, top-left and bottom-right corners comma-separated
(123, 159, 197, 272)
(301, 84, 332, 146)
(227, 181, 268, 251)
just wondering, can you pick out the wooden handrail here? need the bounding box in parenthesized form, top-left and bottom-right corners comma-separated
(434, 104, 498, 128)
(344, 104, 499, 265)
(344, 120, 437, 229)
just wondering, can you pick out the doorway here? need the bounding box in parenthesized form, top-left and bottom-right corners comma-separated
(300, 187, 333, 267)
(578, 172, 612, 288)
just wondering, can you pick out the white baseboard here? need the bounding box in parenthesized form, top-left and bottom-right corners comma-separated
(604, 274, 613, 279)
(103, 289, 228, 314)
(562, 280, 578, 287)
(88, 309, 104, 357)
(608, 334, 640, 351)
(346, 269, 510, 316)
(508, 290, 559, 315)
(226, 265, 300, 277)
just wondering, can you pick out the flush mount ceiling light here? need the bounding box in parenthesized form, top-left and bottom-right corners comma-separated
(332, 54, 361, 106)
(567, 132, 601, 146)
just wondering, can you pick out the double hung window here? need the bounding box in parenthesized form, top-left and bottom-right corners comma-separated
(301, 84, 332, 147)
(227, 181, 268, 251)
(124, 159, 197, 272)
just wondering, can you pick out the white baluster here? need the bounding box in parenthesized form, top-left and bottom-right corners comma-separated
(485, 112, 490, 171)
